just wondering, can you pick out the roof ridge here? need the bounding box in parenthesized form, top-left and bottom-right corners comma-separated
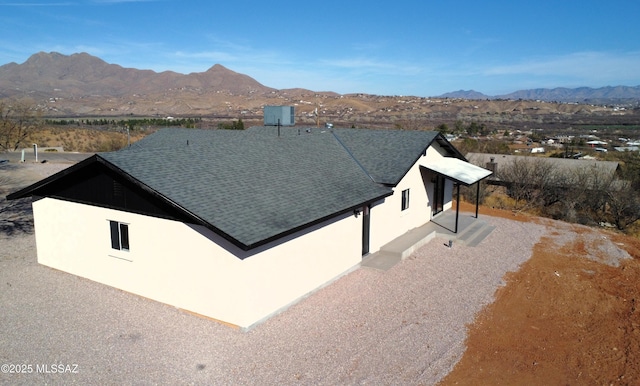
(330, 130, 376, 183)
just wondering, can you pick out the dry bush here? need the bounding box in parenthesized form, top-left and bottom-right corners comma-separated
(476, 156, 640, 233)
(460, 180, 493, 205)
(25, 127, 145, 152)
(483, 193, 518, 210)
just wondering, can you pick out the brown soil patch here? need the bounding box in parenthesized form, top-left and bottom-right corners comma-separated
(457, 199, 541, 224)
(441, 203, 640, 384)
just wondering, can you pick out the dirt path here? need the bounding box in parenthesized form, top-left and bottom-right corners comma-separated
(440, 203, 640, 384)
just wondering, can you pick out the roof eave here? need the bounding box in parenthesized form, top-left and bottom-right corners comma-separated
(6, 154, 252, 252)
(434, 133, 466, 161)
(384, 132, 464, 187)
(241, 190, 393, 251)
(444, 173, 493, 187)
(95, 155, 255, 251)
(7, 154, 99, 200)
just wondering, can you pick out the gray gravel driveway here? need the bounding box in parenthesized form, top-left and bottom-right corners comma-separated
(0, 161, 546, 385)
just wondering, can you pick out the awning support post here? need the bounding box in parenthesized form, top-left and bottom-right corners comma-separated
(475, 182, 480, 218)
(455, 183, 460, 233)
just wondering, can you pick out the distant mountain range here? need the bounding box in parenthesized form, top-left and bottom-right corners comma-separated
(0, 52, 638, 104)
(439, 86, 640, 104)
(0, 51, 280, 99)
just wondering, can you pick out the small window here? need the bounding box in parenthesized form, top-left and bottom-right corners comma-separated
(401, 189, 410, 211)
(110, 220, 130, 251)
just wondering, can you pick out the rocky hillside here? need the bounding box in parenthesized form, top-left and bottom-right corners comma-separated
(0, 51, 277, 98)
(1, 52, 639, 131)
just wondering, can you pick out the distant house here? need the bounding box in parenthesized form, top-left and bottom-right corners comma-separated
(9, 127, 491, 330)
(586, 140, 608, 148)
(614, 146, 639, 152)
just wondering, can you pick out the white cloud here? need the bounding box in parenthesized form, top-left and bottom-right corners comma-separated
(483, 51, 640, 85)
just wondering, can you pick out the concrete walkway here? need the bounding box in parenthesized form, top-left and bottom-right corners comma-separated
(361, 210, 496, 271)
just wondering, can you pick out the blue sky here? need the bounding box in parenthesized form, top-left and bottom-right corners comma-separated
(2, 0, 640, 96)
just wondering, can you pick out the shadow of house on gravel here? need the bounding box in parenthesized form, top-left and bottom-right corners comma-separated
(0, 197, 34, 235)
(1, 164, 35, 236)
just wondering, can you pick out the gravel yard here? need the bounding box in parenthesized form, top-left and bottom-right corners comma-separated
(0, 161, 547, 384)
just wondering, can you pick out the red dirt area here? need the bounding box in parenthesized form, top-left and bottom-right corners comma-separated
(441, 202, 640, 385)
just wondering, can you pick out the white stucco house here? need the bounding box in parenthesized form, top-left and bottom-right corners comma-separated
(9, 126, 491, 330)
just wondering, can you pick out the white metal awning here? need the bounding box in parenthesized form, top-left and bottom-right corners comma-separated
(423, 157, 492, 186)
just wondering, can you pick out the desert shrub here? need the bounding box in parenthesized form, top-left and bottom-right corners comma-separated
(461, 180, 491, 205)
(480, 155, 640, 233)
(483, 194, 517, 210)
(626, 220, 640, 240)
(453, 138, 510, 155)
(61, 140, 73, 151)
(96, 136, 126, 152)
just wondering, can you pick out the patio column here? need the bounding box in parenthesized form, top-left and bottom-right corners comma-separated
(475, 181, 480, 218)
(455, 183, 460, 233)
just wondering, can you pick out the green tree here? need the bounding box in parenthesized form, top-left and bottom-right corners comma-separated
(217, 119, 245, 130)
(466, 122, 481, 136)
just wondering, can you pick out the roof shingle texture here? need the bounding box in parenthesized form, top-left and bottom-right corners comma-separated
(101, 128, 395, 248)
(331, 128, 440, 185)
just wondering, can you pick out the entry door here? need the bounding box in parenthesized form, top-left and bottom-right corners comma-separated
(362, 206, 370, 255)
(433, 175, 445, 216)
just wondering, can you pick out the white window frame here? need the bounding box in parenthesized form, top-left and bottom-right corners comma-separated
(401, 189, 410, 211)
(109, 220, 130, 252)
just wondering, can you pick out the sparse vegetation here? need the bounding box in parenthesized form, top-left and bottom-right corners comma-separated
(26, 126, 147, 152)
(0, 99, 42, 152)
(45, 117, 201, 130)
(217, 119, 244, 130)
(454, 138, 511, 155)
(462, 156, 640, 233)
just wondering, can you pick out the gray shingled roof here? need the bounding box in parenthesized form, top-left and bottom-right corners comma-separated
(243, 126, 455, 185)
(101, 128, 393, 249)
(11, 127, 454, 251)
(331, 128, 441, 185)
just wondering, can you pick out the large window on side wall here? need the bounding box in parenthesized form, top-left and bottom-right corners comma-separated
(401, 189, 410, 211)
(110, 220, 130, 251)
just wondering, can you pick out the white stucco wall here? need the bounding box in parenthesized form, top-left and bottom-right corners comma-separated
(33, 198, 362, 329)
(368, 143, 454, 253)
(422, 145, 454, 214)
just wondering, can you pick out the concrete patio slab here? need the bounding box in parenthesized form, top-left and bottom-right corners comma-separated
(361, 210, 496, 271)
